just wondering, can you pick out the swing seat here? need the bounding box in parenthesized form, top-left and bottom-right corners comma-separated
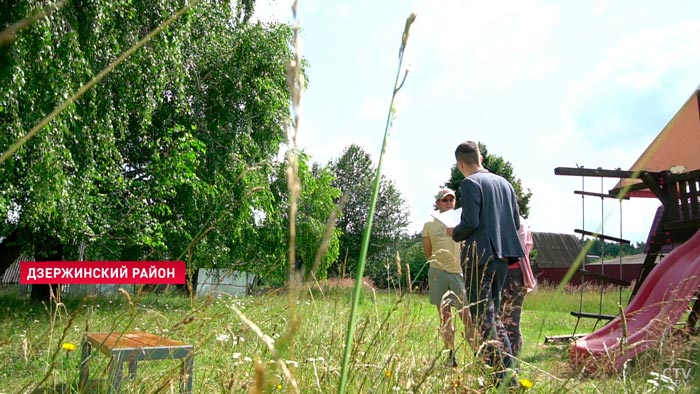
(569, 311, 616, 321)
(544, 333, 587, 344)
(574, 229, 630, 245)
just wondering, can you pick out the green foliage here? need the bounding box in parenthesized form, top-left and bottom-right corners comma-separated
(0, 1, 297, 288)
(401, 233, 430, 290)
(445, 142, 532, 218)
(364, 233, 429, 291)
(329, 144, 410, 277)
(583, 239, 645, 259)
(257, 153, 342, 286)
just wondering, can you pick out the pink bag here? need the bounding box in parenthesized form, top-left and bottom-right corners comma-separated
(518, 217, 537, 292)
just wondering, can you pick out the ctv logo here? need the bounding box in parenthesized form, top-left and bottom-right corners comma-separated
(662, 367, 692, 383)
(649, 367, 693, 388)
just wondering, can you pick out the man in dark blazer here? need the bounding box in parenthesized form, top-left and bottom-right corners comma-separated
(446, 141, 524, 384)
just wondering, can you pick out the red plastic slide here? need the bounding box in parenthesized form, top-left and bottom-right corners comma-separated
(570, 228, 700, 372)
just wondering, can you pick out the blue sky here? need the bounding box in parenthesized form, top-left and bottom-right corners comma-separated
(254, 0, 700, 243)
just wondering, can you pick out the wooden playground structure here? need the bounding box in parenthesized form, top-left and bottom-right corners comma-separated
(554, 166, 700, 332)
(554, 88, 700, 370)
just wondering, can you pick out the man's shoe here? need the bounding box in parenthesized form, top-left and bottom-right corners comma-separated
(496, 369, 519, 390)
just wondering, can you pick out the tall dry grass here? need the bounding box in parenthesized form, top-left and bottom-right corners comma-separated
(1, 283, 699, 393)
(2, 1, 700, 393)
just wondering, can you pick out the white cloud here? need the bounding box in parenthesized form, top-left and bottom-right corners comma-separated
(409, 0, 560, 84)
(565, 21, 700, 130)
(250, 0, 290, 23)
(592, 0, 610, 14)
(331, 3, 352, 19)
(251, 0, 321, 24)
(528, 57, 559, 75)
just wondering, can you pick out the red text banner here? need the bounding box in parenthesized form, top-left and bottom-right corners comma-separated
(20, 261, 186, 284)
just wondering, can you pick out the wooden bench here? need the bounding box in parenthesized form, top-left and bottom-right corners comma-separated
(79, 331, 193, 393)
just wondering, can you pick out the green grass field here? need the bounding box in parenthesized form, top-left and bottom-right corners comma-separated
(0, 283, 698, 393)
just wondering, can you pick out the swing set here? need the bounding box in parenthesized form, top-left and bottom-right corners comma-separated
(548, 165, 700, 343)
(541, 167, 633, 344)
(569, 168, 631, 336)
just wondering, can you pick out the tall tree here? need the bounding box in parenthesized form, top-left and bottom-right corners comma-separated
(329, 144, 410, 276)
(445, 142, 532, 218)
(255, 153, 341, 285)
(0, 0, 295, 299)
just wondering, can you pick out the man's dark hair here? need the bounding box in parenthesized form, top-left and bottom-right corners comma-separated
(455, 141, 480, 166)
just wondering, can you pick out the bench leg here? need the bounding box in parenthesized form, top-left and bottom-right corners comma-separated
(78, 338, 91, 392)
(128, 360, 138, 379)
(181, 353, 194, 394)
(107, 351, 125, 394)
